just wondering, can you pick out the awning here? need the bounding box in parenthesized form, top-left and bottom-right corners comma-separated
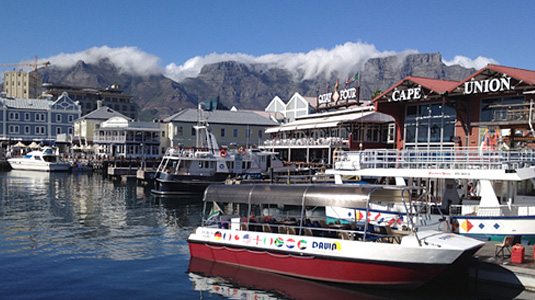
(265, 110, 392, 133)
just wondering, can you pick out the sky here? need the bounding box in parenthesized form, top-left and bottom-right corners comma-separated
(0, 1, 534, 83)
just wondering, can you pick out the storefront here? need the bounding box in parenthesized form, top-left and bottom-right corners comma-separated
(373, 65, 535, 150)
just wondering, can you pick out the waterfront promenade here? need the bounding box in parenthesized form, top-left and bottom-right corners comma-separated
(471, 241, 535, 291)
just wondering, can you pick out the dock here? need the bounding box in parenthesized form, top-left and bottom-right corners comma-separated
(470, 241, 535, 291)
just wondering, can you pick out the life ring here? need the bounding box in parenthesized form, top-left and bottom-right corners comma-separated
(220, 149, 228, 158)
(238, 147, 246, 155)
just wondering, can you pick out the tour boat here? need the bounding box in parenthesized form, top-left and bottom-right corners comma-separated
(151, 122, 285, 195)
(327, 148, 535, 244)
(7, 147, 71, 172)
(187, 184, 484, 288)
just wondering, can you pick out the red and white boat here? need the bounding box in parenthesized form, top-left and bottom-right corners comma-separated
(187, 184, 484, 289)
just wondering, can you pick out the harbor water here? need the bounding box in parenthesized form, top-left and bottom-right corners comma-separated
(0, 171, 533, 299)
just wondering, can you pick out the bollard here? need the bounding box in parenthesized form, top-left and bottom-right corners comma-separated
(511, 243, 525, 263)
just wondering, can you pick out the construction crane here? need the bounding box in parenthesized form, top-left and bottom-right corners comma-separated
(0, 55, 51, 74)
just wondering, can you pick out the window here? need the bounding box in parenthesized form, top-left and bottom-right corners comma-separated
(68, 115, 73, 122)
(175, 126, 183, 136)
(68, 128, 73, 135)
(36, 126, 45, 135)
(8, 125, 19, 134)
(25, 113, 30, 121)
(258, 130, 263, 139)
(24, 126, 30, 134)
(220, 128, 226, 137)
(233, 129, 239, 138)
(404, 103, 456, 148)
(246, 128, 251, 139)
(9, 112, 19, 120)
(191, 127, 196, 136)
(56, 114, 62, 122)
(56, 127, 62, 135)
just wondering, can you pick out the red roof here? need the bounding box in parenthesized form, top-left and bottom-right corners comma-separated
(456, 64, 535, 88)
(373, 76, 459, 102)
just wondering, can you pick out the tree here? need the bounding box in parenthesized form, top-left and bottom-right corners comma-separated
(371, 90, 382, 100)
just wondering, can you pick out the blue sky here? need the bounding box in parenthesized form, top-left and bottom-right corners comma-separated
(1, 1, 534, 82)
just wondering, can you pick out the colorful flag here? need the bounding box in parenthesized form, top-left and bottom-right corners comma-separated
(335, 79, 339, 91)
(326, 83, 330, 93)
(346, 73, 359, 85)
(206, 201, 222, 224)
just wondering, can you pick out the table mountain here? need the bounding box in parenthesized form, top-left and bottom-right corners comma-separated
(36, 53, 475, 121)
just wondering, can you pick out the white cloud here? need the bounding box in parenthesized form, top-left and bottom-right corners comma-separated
(163, 42, 414, 82)
(43, 43, 500, 82)
(47, 46, 163, 75)
(442, 55, 499, 70)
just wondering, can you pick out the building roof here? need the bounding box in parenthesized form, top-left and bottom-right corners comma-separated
(164, 108, 278, 126)
(1, 97, 53, 110)
(456, 64, 535, 87)
(373, 76, 460, 102)
(78, 106, 131, 121)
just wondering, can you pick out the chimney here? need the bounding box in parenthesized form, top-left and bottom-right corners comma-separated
(97, 100, 102, 109)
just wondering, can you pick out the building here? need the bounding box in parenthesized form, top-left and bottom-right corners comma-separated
(73, 103, 132, 147)
(92, 116, 161, 159)
(262, 105, 395, 164)
(3, 70, 43, 99)
(162, 108, 279, 149)
(265, 92, 316, 122)
(0, 92, 81, 146)
(43, 83, 138, 120)
(372, 64, 535, 150)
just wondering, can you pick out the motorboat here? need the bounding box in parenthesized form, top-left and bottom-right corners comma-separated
(187, 184, 484, 288)
(327, 148, 535, 244)
(151, 122, 286, 195)
(7, 147, 71, 172)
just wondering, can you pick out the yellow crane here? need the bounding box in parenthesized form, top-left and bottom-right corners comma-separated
(0, 55, 51, 74)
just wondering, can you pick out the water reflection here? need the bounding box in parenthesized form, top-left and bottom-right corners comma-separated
(0, 171, 203, 261)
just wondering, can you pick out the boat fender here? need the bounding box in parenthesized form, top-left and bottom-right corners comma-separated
(220, 149, 228, 158)
(238, 147, 246, 155)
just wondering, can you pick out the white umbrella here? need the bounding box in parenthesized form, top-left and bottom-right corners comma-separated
(13, 141, 26, 148)
(29, 142, 40, 149)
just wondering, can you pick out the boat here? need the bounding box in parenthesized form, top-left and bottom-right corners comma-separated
(151, 122, 286, 195)
(187, 184, 484, 288)
(7, 147, 71, 172)
(326, 147, 535, 244)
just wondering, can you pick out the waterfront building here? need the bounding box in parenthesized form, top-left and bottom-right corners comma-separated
(2, 70, 43, 99)
(0, 92, 81, 146)
(92, 116, 161, 159)
(262, 105, 395, 164)
(43, 83, 138, 120)
(73, 102, 131, 147)
(373, 64, 535, 150)
(265, 92, 316, 122)
(162, 108, 278, 149)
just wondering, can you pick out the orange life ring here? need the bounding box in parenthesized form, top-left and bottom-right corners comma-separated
(238, 147, 246, 155)
(220, 149, 228, 158)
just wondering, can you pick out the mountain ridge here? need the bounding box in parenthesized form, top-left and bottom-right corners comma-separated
(36, 52, 476, 121)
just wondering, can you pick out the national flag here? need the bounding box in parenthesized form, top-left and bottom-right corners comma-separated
(206, 201, 222, 224)
(297, 240, 307, 250)
(274, 237, 284, 247)
(334, 79, 339, 91)
(326, 83, 330, 93)
(346, 73, 359, 85)
(243, 234, 252, 244)
(214, 231, 222, 240)
(286, 238, 296, 249)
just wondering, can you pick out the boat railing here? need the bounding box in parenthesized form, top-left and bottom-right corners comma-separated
(333, 148, 535, 171)
(450, 204, 535, 217)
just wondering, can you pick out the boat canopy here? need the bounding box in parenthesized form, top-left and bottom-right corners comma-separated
(203, 184, 411, 208)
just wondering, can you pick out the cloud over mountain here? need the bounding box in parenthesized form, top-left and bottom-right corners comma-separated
(44, 42, 498, 83)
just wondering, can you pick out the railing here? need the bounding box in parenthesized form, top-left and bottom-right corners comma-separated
(450, 204, 535, 217)
(333, 148, 535, 171)
(263, 137, 345, 147)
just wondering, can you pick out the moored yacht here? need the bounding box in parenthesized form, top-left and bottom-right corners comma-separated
(7, 147, 71, 172)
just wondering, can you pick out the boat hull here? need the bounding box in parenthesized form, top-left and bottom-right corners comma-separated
(152, 172, 230, 195)
(7, 159, 71, 172)
(188, 240, 446, 288)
